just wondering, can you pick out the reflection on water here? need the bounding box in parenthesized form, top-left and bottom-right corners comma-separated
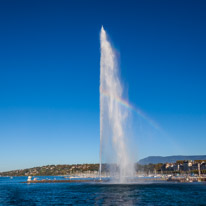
(0, 177, 206, 205)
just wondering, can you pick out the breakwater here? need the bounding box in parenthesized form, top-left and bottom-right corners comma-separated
(22, 179, 103, 183)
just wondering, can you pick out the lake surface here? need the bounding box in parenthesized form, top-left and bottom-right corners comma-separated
(0, 176, 206, 205)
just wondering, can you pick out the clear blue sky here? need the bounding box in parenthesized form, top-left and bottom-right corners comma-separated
(0, 0, 206, 171)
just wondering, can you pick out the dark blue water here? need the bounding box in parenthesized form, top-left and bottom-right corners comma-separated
(1, 177, 206, 205)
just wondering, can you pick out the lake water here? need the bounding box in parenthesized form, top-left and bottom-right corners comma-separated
(0, 176, 206, 205)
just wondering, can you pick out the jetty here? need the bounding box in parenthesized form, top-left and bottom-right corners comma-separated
(167, 176, 206, 183)
(22, 179, 103, 184)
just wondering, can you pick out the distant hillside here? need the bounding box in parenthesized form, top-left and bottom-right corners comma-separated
(138, 155, 206, 165)
(0, 164, 99, 177)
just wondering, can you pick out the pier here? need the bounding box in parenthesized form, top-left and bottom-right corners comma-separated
(22, 179, 103, 183)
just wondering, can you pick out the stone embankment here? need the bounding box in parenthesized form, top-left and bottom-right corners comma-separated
(22, 179, 103, 183)
(167, 176, 206, 182)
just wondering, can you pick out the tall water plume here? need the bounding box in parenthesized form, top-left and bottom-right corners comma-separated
(99, 26, 134, 183)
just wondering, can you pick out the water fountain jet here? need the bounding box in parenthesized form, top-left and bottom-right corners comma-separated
(99, 26, 134, 183)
